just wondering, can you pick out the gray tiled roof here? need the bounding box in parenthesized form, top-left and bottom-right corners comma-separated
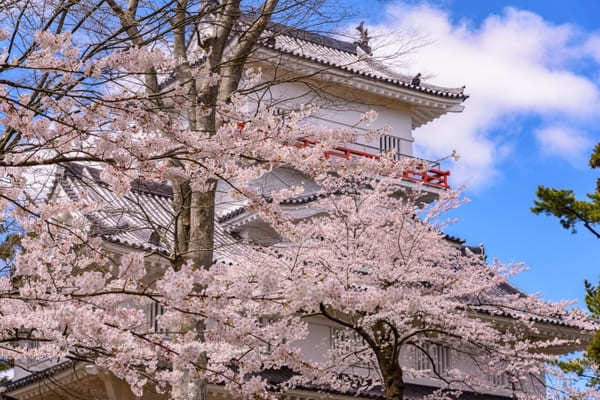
(50, 164, 242, 262)
(261, 23, 467, 100)
(1, 360, 74, 392)
(217, 193, 319, 224)
(262, 21, 359, 54)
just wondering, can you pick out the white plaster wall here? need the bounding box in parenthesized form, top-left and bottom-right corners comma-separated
(299, 319, 333, 364)
(294, 320, 546, 398)
(247, 77, 414, 157)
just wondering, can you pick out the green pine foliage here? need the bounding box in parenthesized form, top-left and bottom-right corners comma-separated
(553, 281, 600, 388)
(532, 144, 600, 238)
(583, 281, 600, 385)
(533, 144, 600, 387)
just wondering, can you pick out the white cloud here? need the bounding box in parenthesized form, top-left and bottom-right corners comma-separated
(371, 3, 600, 189)
(582, 35, 600, 64)
(535, 126, 591, 164)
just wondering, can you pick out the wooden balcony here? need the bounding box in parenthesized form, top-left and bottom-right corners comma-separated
(295, 137, 450, 190)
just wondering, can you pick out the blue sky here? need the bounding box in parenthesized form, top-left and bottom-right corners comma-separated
(342, 1, 600, 307)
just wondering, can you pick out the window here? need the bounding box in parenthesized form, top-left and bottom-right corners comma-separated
(22, 339, 40, 350)
(257, 317, 277, 355)
(329, 327, 372, 371)
(380, 135, 404, 160)
(487, 373, 510, 388)
(16, 329, 41, 350)
(409, 344, 451, 375)
(330, 327, 365, 350)
(148, 302, 166, 334)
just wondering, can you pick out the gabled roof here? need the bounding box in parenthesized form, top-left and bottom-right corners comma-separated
(47, 164, 242, 261)
(261, 21, 467, 100)
(1, 360, 75, 393)
(248, 21, 469, 129)
(173, 20, 468, 100)
(159, 18, 468, 129)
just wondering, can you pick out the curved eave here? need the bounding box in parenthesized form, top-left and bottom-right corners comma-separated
(256, 44, 467, 99)
(476, 310, 594, 354)
(411, 104, 466, 130)
(219, 204, 322, 234)
(252, 47, 467, 129)
(219, 179, 448, 230)
(4, 361, 82, 399)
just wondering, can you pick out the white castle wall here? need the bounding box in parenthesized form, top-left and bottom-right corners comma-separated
(247, 75, 415, 157)
(293, 317, 546, 397)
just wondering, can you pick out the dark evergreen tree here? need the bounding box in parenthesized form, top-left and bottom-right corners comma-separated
(533, 143, 600, 238)
(533, 143, 600, 387)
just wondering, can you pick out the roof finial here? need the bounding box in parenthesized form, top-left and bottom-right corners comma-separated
(411, 72, 422, 87)
(354, 21, 372, 55)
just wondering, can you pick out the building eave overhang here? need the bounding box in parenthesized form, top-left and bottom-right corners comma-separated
(5, 364, 514, 400)
(218, 179, 446, 231)
(475, 310, 594, 354)
(252, 47, 467, 129)
(4, 361, 81, 399)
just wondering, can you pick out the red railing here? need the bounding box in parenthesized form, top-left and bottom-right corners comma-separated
(295, 137, 450, 189)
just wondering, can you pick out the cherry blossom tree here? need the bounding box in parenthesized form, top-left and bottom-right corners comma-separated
(207, 176, 594, 400)
(0, 1, 394, 398)
(0, 1, 594, 400)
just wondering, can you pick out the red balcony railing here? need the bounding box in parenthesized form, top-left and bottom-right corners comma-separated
(295, 137, 450, 189)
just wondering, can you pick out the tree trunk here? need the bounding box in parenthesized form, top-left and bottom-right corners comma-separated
(319, 308, 406, 400)
(189, 188, 215, 269)
(170, 2, 279, 399)
(373, 320, 405, 400)
(173, 179, 191, 267)
(382, 365, 404, 400)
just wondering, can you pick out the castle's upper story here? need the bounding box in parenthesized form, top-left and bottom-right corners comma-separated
(184, 20, 469, 192)
(246, 20, 468, 127)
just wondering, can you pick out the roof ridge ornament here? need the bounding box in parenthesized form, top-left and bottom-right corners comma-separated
(411, 72, 421, 87)
(354, 21, 372, 55)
